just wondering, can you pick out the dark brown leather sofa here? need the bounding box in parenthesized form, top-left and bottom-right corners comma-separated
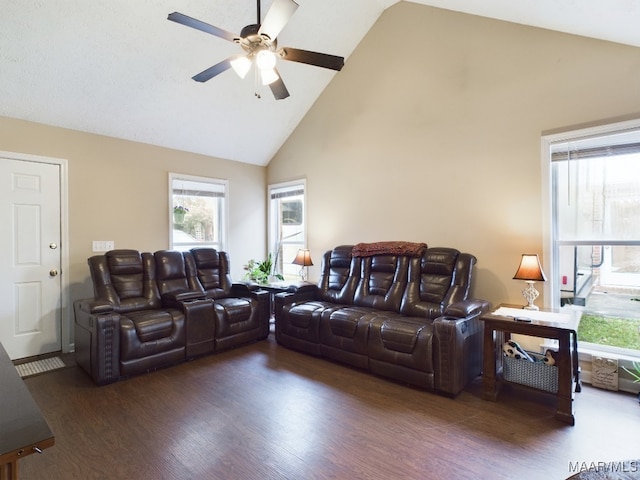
(274, 243, 490, 396)
(74, 248, 269, 385)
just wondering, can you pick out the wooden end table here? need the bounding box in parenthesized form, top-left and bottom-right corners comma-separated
(245, 281, 314, 316)
(480, 304, 581, 425)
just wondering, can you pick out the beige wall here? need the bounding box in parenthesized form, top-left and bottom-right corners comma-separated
(0, 116, 267, 347)
(267, 2, 640, 306)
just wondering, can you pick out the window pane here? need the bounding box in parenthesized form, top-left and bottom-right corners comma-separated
(553, 153, 640, 241)
(171, 174, 226, 252)
(269, 181, 306, 281)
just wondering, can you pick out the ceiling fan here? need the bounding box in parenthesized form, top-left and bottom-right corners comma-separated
(168, 0, 345, 100)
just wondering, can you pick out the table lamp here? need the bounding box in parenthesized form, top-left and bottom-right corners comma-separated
(292, 249, 313, 281)
(513, 253, 547, 310)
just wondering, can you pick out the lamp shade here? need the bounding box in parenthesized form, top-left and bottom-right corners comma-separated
(513, 254, 547, 282)
(292, 249, 313, 267)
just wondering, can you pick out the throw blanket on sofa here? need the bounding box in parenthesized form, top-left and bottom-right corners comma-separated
(352, 241, 428, 258)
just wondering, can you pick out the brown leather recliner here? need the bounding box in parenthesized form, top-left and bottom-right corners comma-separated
(74, 249, 187, 384)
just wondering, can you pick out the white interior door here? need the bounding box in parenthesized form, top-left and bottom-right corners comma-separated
(0, 157, 62, 360)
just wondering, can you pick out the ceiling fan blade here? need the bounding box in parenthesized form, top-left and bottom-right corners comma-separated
(168, 12, 237, 43)
(279, 47, 344, 71)
(192, 58, 234, 83)
(269, 70, 290, 100)
(258, 0, 299, 40)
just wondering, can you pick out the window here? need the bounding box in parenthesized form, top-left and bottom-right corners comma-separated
(268, 180, 306, 281)
(169, 173, 227, 252)
(543, 121, 640, 356)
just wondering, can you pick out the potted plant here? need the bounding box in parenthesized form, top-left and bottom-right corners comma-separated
(173, 205, 188, 224)
(622, 361, 640, 403)
(244, 253, 284, 284)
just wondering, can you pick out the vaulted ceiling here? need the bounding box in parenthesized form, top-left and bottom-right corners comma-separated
(2, 0, 639, 166)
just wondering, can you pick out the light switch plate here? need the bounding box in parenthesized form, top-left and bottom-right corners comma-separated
(92, 241, 115, 252)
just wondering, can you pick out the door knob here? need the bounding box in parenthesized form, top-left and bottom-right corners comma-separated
(49, 269, 58, 277)
(49, 243, 58, 250)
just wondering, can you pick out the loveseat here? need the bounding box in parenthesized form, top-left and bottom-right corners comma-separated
(74, 248, 269, 385)
(274, 242, 490, 396)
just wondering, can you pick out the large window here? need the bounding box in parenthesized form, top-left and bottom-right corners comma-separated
(268, 180, 306, 281)
(169, 173, 227, 251)
(544, 122, 640, 357)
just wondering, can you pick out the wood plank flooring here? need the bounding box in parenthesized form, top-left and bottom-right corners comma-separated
(20, 336, 640, 480)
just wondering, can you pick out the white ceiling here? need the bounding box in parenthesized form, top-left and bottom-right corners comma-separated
(2, 0, 639, 166)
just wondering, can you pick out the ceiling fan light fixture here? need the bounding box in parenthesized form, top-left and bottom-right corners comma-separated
(256, 50, 277, 71)
(230, 56, 252, 79)
(260, 67, 279, 86)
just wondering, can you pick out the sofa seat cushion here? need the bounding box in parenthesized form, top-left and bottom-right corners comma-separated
(119, 309, 185, 362)
(329, 312, 357, 337)
(214, 297, 257, 337)
(368, 316, 434, 372)
(277, 301, 344, 348)
(288, 301, 328, 329)
(380, 318, 424, 354)
(325, 307, 374, 338)
(320, 306, 377, 352)
(284, 301, 346, 331)
(128, 310, 175, 342)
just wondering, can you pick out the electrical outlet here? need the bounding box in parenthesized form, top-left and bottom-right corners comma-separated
(92, 241, 115, 252)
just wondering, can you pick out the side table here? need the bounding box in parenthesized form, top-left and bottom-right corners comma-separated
(480, 304, 581, 425)
(243, 281, 314, 324)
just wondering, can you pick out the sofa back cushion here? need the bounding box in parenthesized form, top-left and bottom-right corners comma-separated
(88, 249, 161, 313)
(190, 248, 233, 299)
(154, 250, 203, 297)
(353, 254, 409, 312)
(400, 247, 474, 318)
(317, 245, 359, 305)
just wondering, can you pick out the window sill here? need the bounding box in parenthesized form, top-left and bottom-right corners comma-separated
(538, 339, 640, 394)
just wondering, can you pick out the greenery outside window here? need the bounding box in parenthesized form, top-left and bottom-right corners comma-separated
(268, 180, 306, 281)
(169, 173, 227, 252)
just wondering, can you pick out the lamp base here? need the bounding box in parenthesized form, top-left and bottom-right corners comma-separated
(521, 281, 540, 310)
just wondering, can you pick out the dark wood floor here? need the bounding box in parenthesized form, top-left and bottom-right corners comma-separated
(21, 336, 639, 480)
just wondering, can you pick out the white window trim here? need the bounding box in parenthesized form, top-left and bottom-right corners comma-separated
(168, 172, 229, 251)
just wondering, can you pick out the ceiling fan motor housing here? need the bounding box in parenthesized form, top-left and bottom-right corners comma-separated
(237, 24, 277, 55)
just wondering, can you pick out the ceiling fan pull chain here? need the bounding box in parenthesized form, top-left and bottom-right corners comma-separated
(254, 66, 262, 99)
